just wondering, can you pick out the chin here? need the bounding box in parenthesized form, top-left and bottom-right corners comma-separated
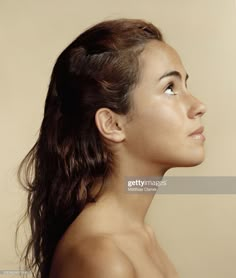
(183, 159, 205, 167)
(179, 153, 205, 167)
(165, 151, 205, 168)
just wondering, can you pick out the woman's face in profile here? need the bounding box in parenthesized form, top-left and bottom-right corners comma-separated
(124, 40, 207, 169)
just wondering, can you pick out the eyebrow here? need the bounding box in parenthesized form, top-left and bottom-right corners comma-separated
(158, 70, 189, 82)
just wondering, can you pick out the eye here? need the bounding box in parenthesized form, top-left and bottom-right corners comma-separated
(164, 83, 177, 96)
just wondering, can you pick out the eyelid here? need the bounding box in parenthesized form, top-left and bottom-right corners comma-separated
(165, 79, 188, 91)
(164, 81, 174, 90)
(164, 82, 177, 95)
(164, 82, 175, 91)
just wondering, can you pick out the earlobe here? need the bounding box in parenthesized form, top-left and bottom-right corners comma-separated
(95, 108, 125, 143)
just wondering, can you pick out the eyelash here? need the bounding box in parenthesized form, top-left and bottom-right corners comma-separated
(164, 82, 177, 96)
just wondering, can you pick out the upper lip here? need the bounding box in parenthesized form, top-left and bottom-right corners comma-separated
(189, 126, 204, 136)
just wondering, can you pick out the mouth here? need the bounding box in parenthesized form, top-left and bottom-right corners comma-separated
(188, 126, 205, 141)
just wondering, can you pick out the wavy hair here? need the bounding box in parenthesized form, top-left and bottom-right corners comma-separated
(15, 18, 164, 278)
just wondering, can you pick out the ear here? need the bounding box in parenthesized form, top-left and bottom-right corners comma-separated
(95, 108, 126, 143)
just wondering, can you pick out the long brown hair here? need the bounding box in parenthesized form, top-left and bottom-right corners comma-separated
(15, 18, 164, 278)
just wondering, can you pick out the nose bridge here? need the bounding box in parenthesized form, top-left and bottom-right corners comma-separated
(185, 92, 207, 119)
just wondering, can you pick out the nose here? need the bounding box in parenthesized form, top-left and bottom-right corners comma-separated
(187, 95, 207, 119)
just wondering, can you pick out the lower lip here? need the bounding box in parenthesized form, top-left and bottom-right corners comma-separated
(189, 133, 206, 141)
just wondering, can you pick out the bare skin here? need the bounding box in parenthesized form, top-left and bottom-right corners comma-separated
(49, 40, 206, 278)
(50, 204, 179, 278)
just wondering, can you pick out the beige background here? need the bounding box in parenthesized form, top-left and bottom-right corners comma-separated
(1, 0, 236, 277)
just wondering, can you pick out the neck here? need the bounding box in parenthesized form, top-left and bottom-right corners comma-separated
(91, 159, 169, 230)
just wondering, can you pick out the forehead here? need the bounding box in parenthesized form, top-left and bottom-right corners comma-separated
(138, 40, 186, 79)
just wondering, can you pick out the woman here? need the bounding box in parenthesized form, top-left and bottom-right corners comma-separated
(16, 18, 206, 278)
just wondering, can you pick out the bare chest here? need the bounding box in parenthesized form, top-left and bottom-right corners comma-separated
(111, 234, 180, 278)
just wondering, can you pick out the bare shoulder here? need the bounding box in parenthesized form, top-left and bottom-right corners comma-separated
(53, 235, 136, 278)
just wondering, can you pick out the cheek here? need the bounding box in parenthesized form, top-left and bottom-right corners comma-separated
(125, 105, 185, 156)
(142, 104, 184, 137)
(124, 101, 205, 167)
